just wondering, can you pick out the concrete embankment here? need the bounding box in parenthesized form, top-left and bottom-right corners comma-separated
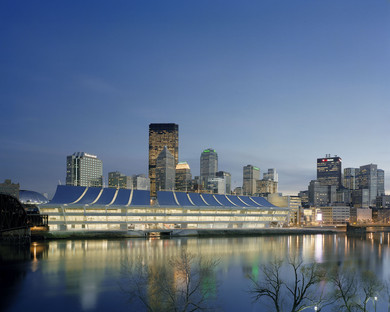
(35, 227, 343, 240)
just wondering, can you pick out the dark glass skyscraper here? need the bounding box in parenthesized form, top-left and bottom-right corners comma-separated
(317, 155, 342, 189)
(149, 123, 178, 196)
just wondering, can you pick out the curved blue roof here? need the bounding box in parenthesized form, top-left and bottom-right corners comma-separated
(157, 191, 178, 206)
(175, 192, 194, 206)
(201, 194, 222, 206)
(43, 186, 278, 209)
(49, 185, 87, 204)
(112, 189, 131, 206)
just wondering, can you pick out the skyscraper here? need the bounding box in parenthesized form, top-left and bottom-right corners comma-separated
(200, 148, 218, 188)
(343, 168, 359, 190)
(155, 146, 175, 192)
(359, 164, 378, 206)
(317, 155, 342, 189)
(175, 162, 192, 191)
(243, 165, 260, 195)
(66, 152, 103, 187)
(149, 123, 178, 196)
(377, 169, 385, 196)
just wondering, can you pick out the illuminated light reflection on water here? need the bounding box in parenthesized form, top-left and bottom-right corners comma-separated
(1, 233, 390, 311)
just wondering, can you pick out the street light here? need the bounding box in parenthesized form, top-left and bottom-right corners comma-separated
(374, 296, 377, 312)
(314, 306, 318, 311)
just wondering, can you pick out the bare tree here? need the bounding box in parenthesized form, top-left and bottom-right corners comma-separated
(120, 249, 219, 312)
(328, 266, 383, 312)
(248, 258, 328, 312)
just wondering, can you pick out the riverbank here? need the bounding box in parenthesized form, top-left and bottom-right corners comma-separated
(33, 226, 344, 240)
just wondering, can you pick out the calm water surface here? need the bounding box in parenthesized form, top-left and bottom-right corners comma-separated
(1, 233, 390, 312)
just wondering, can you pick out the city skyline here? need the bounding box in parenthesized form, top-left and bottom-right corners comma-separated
(1, 1, 389, 197)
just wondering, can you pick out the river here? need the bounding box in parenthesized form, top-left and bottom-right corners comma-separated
(1, 233, 390, 311)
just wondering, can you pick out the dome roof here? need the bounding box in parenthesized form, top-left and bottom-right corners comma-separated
(19, 190, 49, 204)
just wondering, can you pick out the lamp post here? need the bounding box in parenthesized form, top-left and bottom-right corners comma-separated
(374, 296, 377, 312)
(314, 306, 318, 311)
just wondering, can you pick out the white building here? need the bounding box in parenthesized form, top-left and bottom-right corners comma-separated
(66, 152, 103, 187)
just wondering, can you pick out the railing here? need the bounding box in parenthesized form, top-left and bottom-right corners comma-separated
(26, 214, 48, 227)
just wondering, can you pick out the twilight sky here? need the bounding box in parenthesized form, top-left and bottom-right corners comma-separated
(1, 0, 389, 198)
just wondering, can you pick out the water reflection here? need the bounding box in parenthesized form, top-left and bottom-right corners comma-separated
(2, 233, 390, 311)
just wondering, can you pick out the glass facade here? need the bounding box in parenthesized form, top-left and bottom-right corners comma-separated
(149, 124, 179, 196)
(316, 156, 342, 189)
(155, 147, 175, 191)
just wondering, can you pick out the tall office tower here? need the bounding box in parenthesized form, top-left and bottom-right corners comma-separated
(200, 148, 218, 188)
(359, 164, 378, 206)
(377, 169, 385, 196)
(243, 165, 260, 196)
(343, 168, 360, 190)
(216, 171, 231, 194)
(155, 146, 175, 191)
(317, 155, 342, 189)
(149, 123, 179, 196)
(108, 171, 132, 189)
(175, 162, 192, 191)
(66, 152, 103, 187)
(263, 168, 278, 182)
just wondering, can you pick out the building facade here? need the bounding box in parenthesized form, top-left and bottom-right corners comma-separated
(66, 152, 103, 187)
(317, 155, 342, 189)
(200, 148, 218, 188)
(155, 146, 175, 191)
(175, 162, 192, 191)
(132, 174, 150, 190)
(263, 168, 278, 182)
(216, 171, 231, 194)
(359, 164, 378, 206)
(243, 165, 260, 196)
(343, 168, 360, 190)
(377, 169, 385, 196)
(108, 171, 132, 189)
(149, 123, 179, 196)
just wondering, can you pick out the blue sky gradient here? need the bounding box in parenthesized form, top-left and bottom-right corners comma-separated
(1, 0, 389, 197)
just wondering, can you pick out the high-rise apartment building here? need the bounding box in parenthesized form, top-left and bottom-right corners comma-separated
(108, 171, 132, 189)
(359, 164, 378, 206)
(175, 162, 192, 191)
(243, 165, 260, 195)
(317, 155, 342, 189)
(66, 152, 103, 187)
(200, 148, 218, 188)
(343, 168, 359, 190)
(149, 123, 178, 196)
(155, 146, 175, 192)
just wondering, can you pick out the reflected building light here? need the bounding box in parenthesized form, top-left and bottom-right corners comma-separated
(314, 234, 323, 263)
